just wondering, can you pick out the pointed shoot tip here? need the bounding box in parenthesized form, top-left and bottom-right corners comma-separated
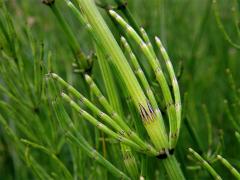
(155, 36, 160, 43)
(84, 74, 91, 82)
(109, 10, 116, 16)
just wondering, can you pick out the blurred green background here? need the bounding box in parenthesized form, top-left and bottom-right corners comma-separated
(0, 0, 239, 179)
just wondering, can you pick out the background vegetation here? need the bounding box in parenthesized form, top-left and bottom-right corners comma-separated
(0, 0, 239, 179)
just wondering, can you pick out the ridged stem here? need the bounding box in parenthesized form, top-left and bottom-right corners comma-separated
(109, 10, 178, 149)
(75, 0, 185, 179)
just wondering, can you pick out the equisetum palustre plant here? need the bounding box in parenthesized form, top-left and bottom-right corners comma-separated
(1, 0, 240, 179)
(45, 0, 240, 179)
(46, 0, 184, 179)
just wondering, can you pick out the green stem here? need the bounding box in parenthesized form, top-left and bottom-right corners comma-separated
(76, 0, 147, 108)
(114, 0, 143, 38)
(163, 156, 185, 180)
(61, 92, 143, 152)
(121, 36, 168, 149)
(217, 155, 240, 179)
(84, 74, 158, 155)
(109, 10, 178, 149)
(51, 73, 157, 155)
(75, 0, 185, 179)
(95, 44, 139, 179)
(48, 2, 89, 71)
(213, 0, 240, 49)
(189, 148, 222, 180)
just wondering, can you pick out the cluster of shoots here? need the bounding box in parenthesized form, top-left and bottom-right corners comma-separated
(46, 0, 184, 179)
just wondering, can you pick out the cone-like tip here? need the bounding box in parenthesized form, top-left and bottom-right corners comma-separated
(50, 73, 58, 79)
(155, 36, 161, 44)
(109, 10, 116, 16)
(60, 91, 66, 97)
(120, 36, 126, 42)
(84, 74, 91, 83)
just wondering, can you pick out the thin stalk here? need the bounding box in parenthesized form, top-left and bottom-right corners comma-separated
(155, 36, 181, 133)
(113, 0, 143, 38)
(189, 148, 222, 180)
(51, 73, 157, 155)
(67, 132, 131, 180)
(213, 0, 240, 49)
(61, 92, 144, 153)
(54, 99, 129, 179)
(84, 74, 158, 155)
(50, 74, 122, 133)
(45, 1, 89, 71)
(52, 97, 130, 179)
(95, 44, 139, 179)
(184, 117, 203, 153)
(140, 27, 155, 56)
(217, 155, 240, 179)
(21, 139, 72, 179)
(95, 44, 123, 116)
(121, 36, 168, 149)
(202, 104, 213, 147)
(64, 0, 85, 25)
(0, 115, 55, 180)
(224, 100, 240, 131)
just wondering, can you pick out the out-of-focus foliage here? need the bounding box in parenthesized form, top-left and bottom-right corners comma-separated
(0, 0, 239, 179)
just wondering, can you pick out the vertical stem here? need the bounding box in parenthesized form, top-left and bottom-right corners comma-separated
(76, 0, 185, 179)
(76, 0, 147, 109)
(46, 2, 89, 71)
(114, 0, 143, 38)
(162, 156, 185, 180)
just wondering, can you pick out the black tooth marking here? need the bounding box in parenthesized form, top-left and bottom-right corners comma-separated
(156, 148, 175, 159)
(156, 152, 168, 159)
(169, 148, 175, 155)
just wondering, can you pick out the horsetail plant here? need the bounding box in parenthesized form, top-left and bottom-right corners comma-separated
(66, 0, 184, 179)
(109, 10, 180, 149)
(1, 0, 240, 179)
